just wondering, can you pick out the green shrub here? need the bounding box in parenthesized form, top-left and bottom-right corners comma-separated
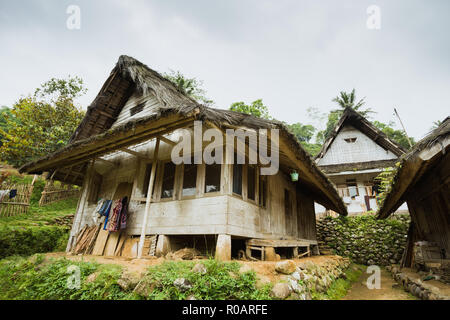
(140, 259, 272, 300)
(0, 225, 68, 259)
(0, 256, 134, 300)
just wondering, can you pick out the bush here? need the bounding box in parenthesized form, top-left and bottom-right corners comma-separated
(0, 256, 134, 300)
(139, 259, 272, 300)
(0, 225, 68, 259)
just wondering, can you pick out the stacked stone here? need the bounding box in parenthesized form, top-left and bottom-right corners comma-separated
(270, 257, 351, 300)
(316, 215, 410, 266)
(388, 265, 450, 300)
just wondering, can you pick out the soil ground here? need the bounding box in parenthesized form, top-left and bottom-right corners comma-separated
(342, 266, 417, 300)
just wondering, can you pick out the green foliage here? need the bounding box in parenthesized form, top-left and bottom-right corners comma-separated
(311, 264, 364, 300)
(373, 121, 415, 150)
(163, 70, 214, 106)
(0, 225, 68, 259)
(300, 141, 322, 156)
(374, 164, 400, 207)
(287, 122, 315, 142)
(229, 99, 270, 119)
(0, 198, 77, 258)
(141, 259, 272, 300)
(0, 76, 86, 167)
(316, 89, 375, 142)
(0, 256, 134, 300)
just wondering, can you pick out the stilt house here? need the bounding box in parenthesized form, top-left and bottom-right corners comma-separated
(377, 117, 449, 277)
(315, 107, 407, 215)
(20, 56, 347, 260)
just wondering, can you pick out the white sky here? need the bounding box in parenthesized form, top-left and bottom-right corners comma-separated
(0, 0, 449, 140)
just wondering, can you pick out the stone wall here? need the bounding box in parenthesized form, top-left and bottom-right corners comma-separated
(269, 256, 352, 300)
(316, 214, 410, 266)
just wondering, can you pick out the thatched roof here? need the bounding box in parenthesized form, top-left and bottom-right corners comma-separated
(315, 107, 407, 167)
(19, 55, 348, 215)
(377, 117, 450, 219)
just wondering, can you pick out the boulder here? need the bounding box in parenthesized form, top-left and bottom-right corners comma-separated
(173, 278, 193, 291)
(275, 260, 296, 274)
(171, 248, 200, 260)
(117, 271, 140, 291)
(134, 278, 156, 297)
(270, 282, 292, 299)
(192, 263, 207, 274)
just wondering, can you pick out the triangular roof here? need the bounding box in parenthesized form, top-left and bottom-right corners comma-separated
(20, 55, 348, 215)
(315, 107, 407, 163)
(377, 117, 450, 219)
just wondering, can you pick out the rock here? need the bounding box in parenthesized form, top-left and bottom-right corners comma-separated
(172, 248, 200, 260)
(187, 295, 197, 300)
(173, 278, 192, 291)
(256, 275, 271, 289)
(85, 272, 100, 284)
(291, 271, 301, 281)
(134, 278, 156, 297)
(117, 271, 140, 290)
(275, 260, 297, 274)
(192, 263, 207, 274)
(288, 278, 304, 293)
(270, 282, 292, 299)
(264, 247, 277, 261)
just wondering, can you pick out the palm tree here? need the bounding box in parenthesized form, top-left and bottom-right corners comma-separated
(332, 89, 374, 117)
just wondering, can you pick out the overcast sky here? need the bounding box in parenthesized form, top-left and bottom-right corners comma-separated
(0, 0, 449, 140)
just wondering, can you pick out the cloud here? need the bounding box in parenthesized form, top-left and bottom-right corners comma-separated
(0, 0, 448, 140)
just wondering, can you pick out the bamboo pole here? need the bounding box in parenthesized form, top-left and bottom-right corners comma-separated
(137, 137, 160, 258)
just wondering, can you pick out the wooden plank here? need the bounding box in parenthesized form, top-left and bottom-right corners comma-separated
(247, 238, 317, 247)
(104, 232, 121, 256)
(114, 233, 127, 256)
(122, 237, 139, 258)
(92, 229, 110, 255)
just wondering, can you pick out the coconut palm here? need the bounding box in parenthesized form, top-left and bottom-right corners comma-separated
(331, 89, 374, 117)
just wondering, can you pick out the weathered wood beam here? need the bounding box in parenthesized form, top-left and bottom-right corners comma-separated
(119, 147, 151, 160)
(96, 158, 118, 166)
(138, 137, 160, 258)
(160, 135, 177, 146)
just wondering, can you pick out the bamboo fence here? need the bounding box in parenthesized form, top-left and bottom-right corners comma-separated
(38, 182, 80, 206)
(0, 183, 34, 217)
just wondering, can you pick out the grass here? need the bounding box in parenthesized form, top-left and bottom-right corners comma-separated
(0, 255, 135, 300)
(142, 259, 272, 300)
(0, 256, 272, 300)
(311, 264, 364, 300)
(0, 198, 77, 259)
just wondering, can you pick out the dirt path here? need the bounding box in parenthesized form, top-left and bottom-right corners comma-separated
(343, 266, 417, 300)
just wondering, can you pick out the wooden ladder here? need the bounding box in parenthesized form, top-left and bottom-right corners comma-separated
(149, 235, 158, 256)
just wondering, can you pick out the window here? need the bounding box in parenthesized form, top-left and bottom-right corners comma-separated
(233, 163, 243, 195)
(259, 175, 267, 208)
(161, 162, 176, 199)
(344, 137, 357, 143)
(182, 163, 197, 197)
(88, 173, 102, 204)
(205, 164, 221, 193)
(130, 103, 145, 116)
(247, 165, 256, 201)
(346, 179, 359, 197)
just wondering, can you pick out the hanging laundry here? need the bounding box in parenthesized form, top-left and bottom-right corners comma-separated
(92, 199, 104, 224)
(107, 199, 123, 232)
(119, 196, 128, 230)
(9, 189, 17, 199)
(102, 200, 113, 230)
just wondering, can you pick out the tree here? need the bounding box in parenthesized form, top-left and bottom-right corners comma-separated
(317, 89, 375, 142)
(373, 121, 415, 150)
(0, 76, 86, 167)
(163, 70, 214, 106)
(0, 106, 16, 147)
(431, 120, 443, 130)
(229, 99, 270, 119)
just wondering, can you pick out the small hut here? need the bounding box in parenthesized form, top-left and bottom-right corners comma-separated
(377, 117, 449, 279)
(20, 55, 347, 260)
(315, 107, 407, 215)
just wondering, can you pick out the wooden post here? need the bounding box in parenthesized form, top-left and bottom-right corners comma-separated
(66, 160, 95, 252)
(137, 138, 160, 258)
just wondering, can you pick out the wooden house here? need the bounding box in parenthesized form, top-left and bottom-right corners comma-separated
(314, 107, 407, 215)
(20, 55, 347, 260)
(377, 117, 449, 274)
